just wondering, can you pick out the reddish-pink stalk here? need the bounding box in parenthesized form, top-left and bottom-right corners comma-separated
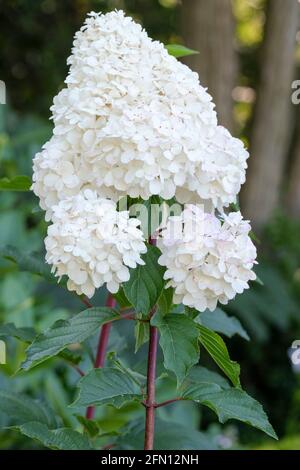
(85, 293, 116, 420)
(154, 397, 182, 408)
(144, 235, 159, 450)
(144, 321, 158, 450)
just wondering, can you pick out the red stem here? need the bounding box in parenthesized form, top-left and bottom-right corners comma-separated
(143, 235, 159, 450)
(85, 293, 116, 420)
(93, 322, 112, 370)
(144, 315, 158, 450)
(81, 295, 93, 309)
(154, 397, 182, 408)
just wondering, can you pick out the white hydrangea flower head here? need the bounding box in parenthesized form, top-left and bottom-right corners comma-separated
(32, 137, 116, 221)
(45, 189, 147, 298)
(32, 9, 249, 216)
(175, 126, 249, 210)
(157, 205, 257, 312)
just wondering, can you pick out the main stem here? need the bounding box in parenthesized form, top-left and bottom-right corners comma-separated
(144, 320, 158, 450)
(144, 235, 158, 450)
(86, 293, 116, 420)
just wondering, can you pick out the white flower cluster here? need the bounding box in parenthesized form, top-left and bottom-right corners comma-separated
(45, 190, 146, 297)
(33, 10, 256, 307)
(157, 206, 257, 312)
(32, 10, 248, 220)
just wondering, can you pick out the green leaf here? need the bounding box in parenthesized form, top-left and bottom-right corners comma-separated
(0, 390, 59, 428)
(58, 348, 82, 366)
(0, 175, 32, 191)
(129, 195, 162, 238)
(152, 313, 200, 385)
(71, 367, 142, 409)
(0, 323, 35, 343)
(134, 317, 149, 353)
(123, 244, 165, 315)
(0, 245, 56, 284)
(113, 287, 131, 308)
(13, 422, 93, 450)
(198, 325, 240, 387)
(182, 387, 277, 439)
(21, 307, 120, 370)
(157, 287, 174, 316)
(76, 416, 101, 438)
(186, 366, 230, 390)
(106, 352, 146, 387)
(166, 44, 199, 58)
(116, 418, 217, 450)
(199, 308, 250, 340)
(185, 306, 200, 319)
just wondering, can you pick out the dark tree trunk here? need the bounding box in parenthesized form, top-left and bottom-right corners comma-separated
(240, 0, 299, 231)
(181, 0, 237, 131)
(286, 116, 300, 218)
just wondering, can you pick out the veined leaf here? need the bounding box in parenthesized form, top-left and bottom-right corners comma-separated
(12, 422, 93, 450)
(0, 245, 56, 284)
(157, 287, 174, 316)
(123, 244, 165, 315)
(21, 307, 120, 370)
(0, 390, 59, 428)
(152, 313, 199, 385)
(182, 386, 277, 439)
(0, 175, 32, 191)
(198, 325, 240, 387)
(186, 366, 230, 390)
(71, 367, 142, 409)
(166, 44, 199, 58)
(0, 323, 81, 365)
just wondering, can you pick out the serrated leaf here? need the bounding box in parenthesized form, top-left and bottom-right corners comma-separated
(199, 308, 249, 340)
(71, 367, 142, 409)
(0, 323, 35, 343)
(166, 44, 199, 58)
(123, 244, 165, 315)
(116, 418, 217, 450)
(182, 387, 277, 439)
(0, 245, 57, 284)
(21, 307, 120, 370)
(3, 332, 83, 365)
(13, 422, 93, 450)
(152, 313, 200, 385)
(0, 390, 59, 428)
(157, 287, 174, 316)
(198, 325, 240, 387)
(0, 175, 32, 191)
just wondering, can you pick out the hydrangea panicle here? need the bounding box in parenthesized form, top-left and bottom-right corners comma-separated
(32, 10, 248, 217)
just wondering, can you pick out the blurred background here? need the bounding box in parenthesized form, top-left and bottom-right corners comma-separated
(1, 0, 300, 450)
